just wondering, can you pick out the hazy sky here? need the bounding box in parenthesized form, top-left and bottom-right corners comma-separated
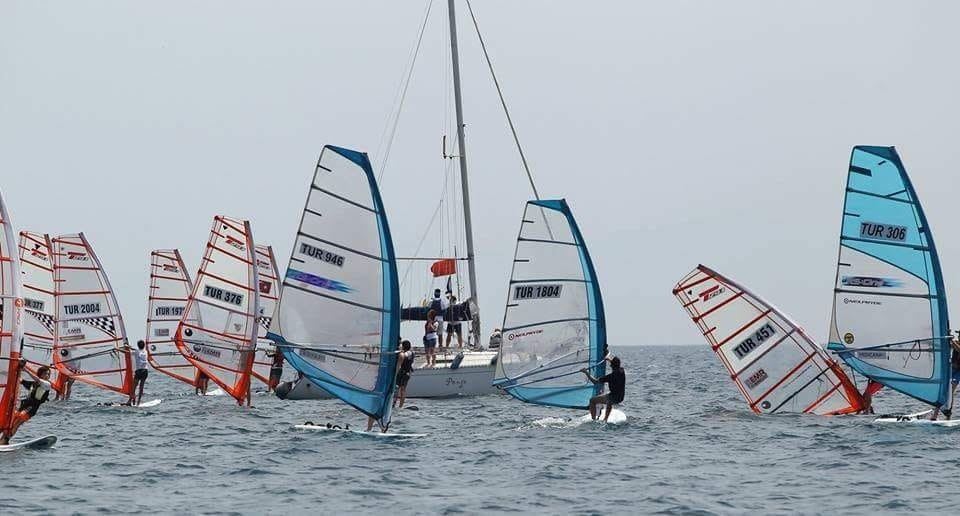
(2, 1, 959, 347)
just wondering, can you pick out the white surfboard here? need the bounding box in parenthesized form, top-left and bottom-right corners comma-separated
(293, 424, 426, 439)
(875, 409, 960, 426)
(135, 399, 163, 408)
(0, 435, 57, 452)
(203, 388, 225, 397)
(578, 408, 628, 425)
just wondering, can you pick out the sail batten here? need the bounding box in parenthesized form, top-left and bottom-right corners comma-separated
(175, 217, 259, 405)
(268, 145, 399, 429)
(827, 146, 950, 408)
(493, 199, 606, 410)
(673, 265, 864, 415)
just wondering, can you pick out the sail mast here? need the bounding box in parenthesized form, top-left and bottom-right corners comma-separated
(447, 0, 480, 344)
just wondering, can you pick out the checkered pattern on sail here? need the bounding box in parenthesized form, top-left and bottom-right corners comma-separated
(28, 310, 55, 334)
(75, 316, 117, 337)
(258, 316, 271, 330)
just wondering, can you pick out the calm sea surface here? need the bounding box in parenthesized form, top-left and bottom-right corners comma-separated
(1, 346, 955, 515)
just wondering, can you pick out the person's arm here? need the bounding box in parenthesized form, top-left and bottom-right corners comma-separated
(18, 359, 40, 382)
(580, 368, 599, 384)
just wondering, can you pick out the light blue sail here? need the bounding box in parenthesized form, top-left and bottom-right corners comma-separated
(493, 199, 607, 409)
(267, 145, 400, 429)
(827, 146, 950, 407)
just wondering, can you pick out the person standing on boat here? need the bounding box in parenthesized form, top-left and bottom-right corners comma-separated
(267, 349, 284, 393)
(128, 340, 149, 406)
(423, 309, 439, 367)
(394, 340, 414, 409)
(1, 360, 52, 444)
(581, 356, 625, 422)
(444, 294, 464, 349)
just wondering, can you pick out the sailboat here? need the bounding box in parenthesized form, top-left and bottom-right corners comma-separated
(825, 146, 955, 424)
(17, 231, 64, 395)
(51, 233, 134, 401)
(175, 216, 259, 406)
(0, 190, 56, 450)
(145, 249, 207, 391)
(267, 145, 404, 434)
(250, 244, 281, 389)
(493, 199, 619, 420)
(278, 0, 516, 401)
(673, 265, 865, 415)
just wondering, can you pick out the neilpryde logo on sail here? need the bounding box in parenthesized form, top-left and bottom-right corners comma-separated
(841, 276, 902, 288)
(286, 269, 352, 293)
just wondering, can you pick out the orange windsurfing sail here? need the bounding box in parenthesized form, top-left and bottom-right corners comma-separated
(175, 216, 259, 405)
(17, 231, 64, 395)
(0, 190, 24, 437)
(146, 249, 203, 388)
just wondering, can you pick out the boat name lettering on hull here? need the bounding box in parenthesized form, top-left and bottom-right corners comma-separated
(203, 285, 244, 306)
(513, 284, 562, 300)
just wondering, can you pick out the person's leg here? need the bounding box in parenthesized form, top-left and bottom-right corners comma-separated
(366, 415, 375, 432)
(588, 395, 598, 420)
(603, 403, 613, 423)
(6, 409, 31, 442)
(137, 376, 145, 405)
(399, 385, 407, 408)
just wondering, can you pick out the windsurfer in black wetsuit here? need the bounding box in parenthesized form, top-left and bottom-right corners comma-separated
(1, 360, 52, 445)
(394, 340, 414, 409)
(581, 355, 625, 423)
(930, 334, 960, 420)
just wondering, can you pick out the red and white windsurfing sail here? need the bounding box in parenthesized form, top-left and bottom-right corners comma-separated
(175, 216, 259, 405)
(146, 249, 202, 388)
(52, 234, 133, 397)
(251, 245, 280, 386)
(17, 232, 63, 393)
(672, 265, 864, 415)
(0, 191, 24, 437)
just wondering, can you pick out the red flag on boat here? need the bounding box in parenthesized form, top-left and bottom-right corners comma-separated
(430, 259, 456, 277)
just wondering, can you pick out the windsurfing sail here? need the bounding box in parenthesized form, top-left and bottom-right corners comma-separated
(17, 232, 62, 392)
(174, 216, 259, 405)
(826, 146, 950, 408)
(267, 145, 400, 431)
(492, 199, 606, 409)
(251, 244, 280, 386)
(145, 249, 201, 387)
(51, 234, 132, 396)
(673, 265, 864, 415)
(0, 191, 24, 438)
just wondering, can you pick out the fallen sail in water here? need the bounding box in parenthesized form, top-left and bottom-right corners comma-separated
(267, 145, 400, 431)
(673, 265, 864, 415)
(52, 234, 133, 398)
(251, 245, 281, 388)
(493, 200, 607, 410)
(826, 146, 951, 411)
(175, 217, 259, 406)
(146, 249, 202, 389)
(17, 232, 63, 394)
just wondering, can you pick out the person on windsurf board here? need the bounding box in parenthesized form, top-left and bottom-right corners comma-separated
(394, 340, 414, 409)
(859, 380, 883, 415)
(581, 355, 625, 423)
(126, 340, 149, 406)
(1, 360, 52, 445)
(929, 334, 960, 421)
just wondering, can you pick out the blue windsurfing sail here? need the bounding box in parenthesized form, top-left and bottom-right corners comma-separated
(493, 199, 606, 409)
(827, 146, 950, 407)
(267, 145, 400, 430)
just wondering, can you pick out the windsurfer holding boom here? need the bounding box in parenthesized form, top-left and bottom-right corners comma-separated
(929, 333, 960, 421)
(581, 355, 626, 423)
(1, 359, 52, 445)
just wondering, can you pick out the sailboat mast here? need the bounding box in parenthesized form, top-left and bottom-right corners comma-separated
(447, 0, 481, 344)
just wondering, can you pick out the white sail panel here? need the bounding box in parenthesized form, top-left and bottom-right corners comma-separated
(0, 190, 24, 437)
(251, 245, 280, 386)
(17, 232, 62, 392)
(52, 234, 132, 396)
(673, 265, 864, 415)
(146, 249, 200, 387)
(493, 200, 605, 409)
(175, 216, 259, 405)
(267, 145, 399, 429)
